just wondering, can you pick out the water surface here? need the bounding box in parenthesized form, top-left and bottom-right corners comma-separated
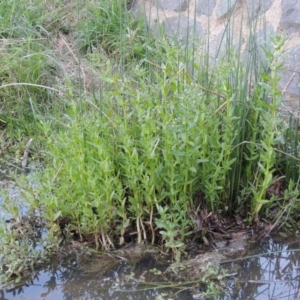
(1, 235, 300, 300)
(1, 177, 300, 299)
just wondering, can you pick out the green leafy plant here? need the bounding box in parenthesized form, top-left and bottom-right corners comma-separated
(250, 35, 285, 220)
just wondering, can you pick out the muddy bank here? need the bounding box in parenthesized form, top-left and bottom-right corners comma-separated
(1, 234, 300, 299)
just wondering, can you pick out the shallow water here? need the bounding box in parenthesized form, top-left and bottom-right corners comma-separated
(1, 178, 300, 299)
(221, 235, 300, 300)
(1, 235, 300, 300)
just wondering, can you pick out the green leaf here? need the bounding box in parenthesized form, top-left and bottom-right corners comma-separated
(170, 81, 177, 92)
(197, 158, 209, 163)
(53, 210, 62, 221)
(189, 167, 197, 173)
(100, 76, 117, 83)
(260, 73, 271, 82)
(256, 199, 269, 204)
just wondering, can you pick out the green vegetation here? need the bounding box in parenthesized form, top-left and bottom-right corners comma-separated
(1, 0, 300, 285)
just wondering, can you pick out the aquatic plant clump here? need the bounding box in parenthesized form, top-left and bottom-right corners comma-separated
(34, 32, 288, 253)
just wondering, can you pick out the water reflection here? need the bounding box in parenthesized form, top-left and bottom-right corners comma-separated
(0, 174, 36, 219)
(222, 235, 300, 300)
(0, 252, 180, 300)
(1, 236, 300, 299)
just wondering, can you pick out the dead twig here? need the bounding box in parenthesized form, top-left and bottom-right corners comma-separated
(22, 138, 33, 170)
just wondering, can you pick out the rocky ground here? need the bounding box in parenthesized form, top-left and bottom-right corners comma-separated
(133, 0, 300, 111)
